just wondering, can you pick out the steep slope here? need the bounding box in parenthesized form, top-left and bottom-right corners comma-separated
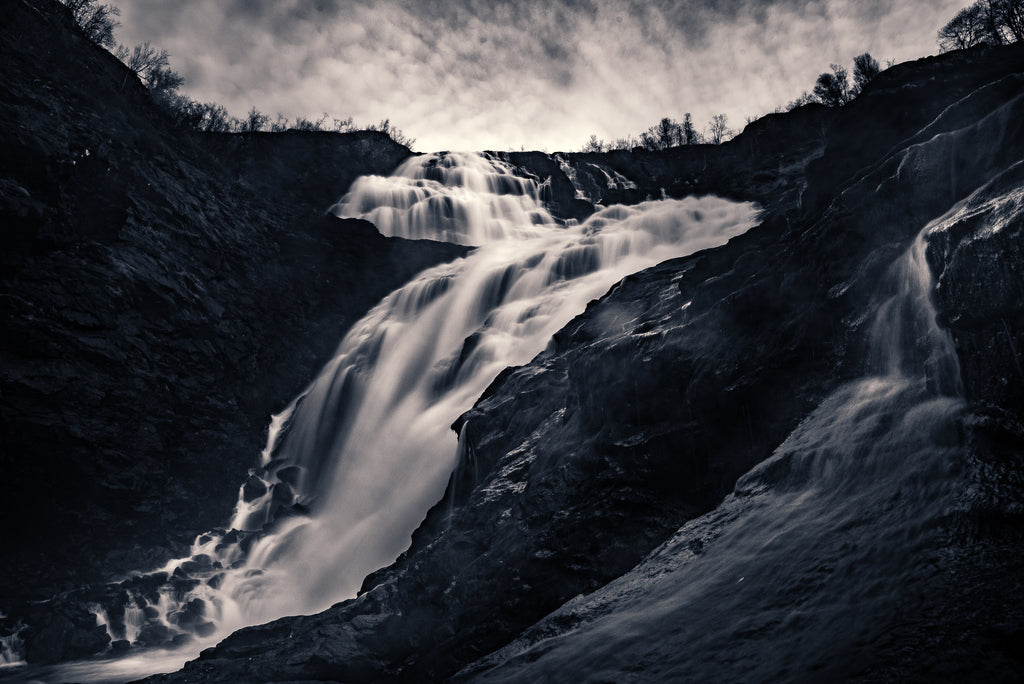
(155, 45, 1024, 683)
(0, 0, 466, 612)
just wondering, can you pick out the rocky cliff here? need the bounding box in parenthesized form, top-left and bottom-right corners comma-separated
(149, 43, 1024, 684)
(0, 0, 467, 610)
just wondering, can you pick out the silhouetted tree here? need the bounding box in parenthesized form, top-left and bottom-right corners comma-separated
(640, 117, 683, 150)
(786, 91, 817, 111)
(938, 4, 989, 50)
(851, 52, 881, 95)
(975, 0, 1007, 43)
(610, 134, 639, 150)
(708, 114, 731, 144)
(938, 0, 1024, 48)
(197, 103, 232, 132)
(114, 42, 182, 98)
(146, 65, 184, 98)
(60, 0, 120, 48)
(366, 118, 416, 148)
(333, 116, 354, 132)
(580, 134, 606, 152)
(682, 113, 698, 145)
(115, 42, 168, 83)
(241, 106, 269, 133)
(293, 113, 330, 131)
(990, 0, 1024, 41)
(270, 113, 289, 133)
(813, 64, 851, 107)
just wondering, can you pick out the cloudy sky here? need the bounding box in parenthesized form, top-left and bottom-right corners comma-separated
(114, 0, 967, 152)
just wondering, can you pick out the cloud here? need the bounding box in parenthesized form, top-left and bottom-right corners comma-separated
(114, 0, 968, 152)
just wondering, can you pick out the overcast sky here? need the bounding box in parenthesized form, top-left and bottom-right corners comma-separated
(114, 0, 966, 152)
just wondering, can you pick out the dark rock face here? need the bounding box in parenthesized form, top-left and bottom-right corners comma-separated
(802, 43, 1024, 217)
(500, 102, 830, 223)
(200, 129, 412, 213)
(0, 0, 466, 616)
(149, 44, 1024, 684)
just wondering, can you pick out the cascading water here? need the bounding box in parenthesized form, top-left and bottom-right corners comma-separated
(212, 153, 758, 625)
(0, 614, 25, 669)
(20, 152, 760, 681)
(468, 210, 968, 682)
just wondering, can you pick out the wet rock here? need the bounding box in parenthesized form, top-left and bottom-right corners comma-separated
(241, 475, 267, 502)
(170, 633, 193, 648)
(21, 613, 109, 665)
(167, 599, 206, 630)
(177, 555, 213, 575)
(136, 621, 172, 647)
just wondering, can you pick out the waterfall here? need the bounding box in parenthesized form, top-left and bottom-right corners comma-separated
(0, 614, 25, 669)
(470, 210, 968, 682)
(206, 153, 758, 624)
(47, 151, 759, 672)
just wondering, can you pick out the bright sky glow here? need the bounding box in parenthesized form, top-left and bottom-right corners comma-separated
(114, 0, 967, 152)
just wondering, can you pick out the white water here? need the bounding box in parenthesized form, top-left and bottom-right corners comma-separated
(23, 152, 758, 682)
(469, 212, 968, 682)
(0, 612, 25, 669)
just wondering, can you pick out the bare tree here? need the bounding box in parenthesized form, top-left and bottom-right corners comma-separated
(640, 117, 683, 150)
(114, 42, 181, 93)
(145, 65, 184, 98)
(293, 113, 330, 131)
(851, 53, 881, 96)
(682, 113, 698, 145)
(367, 118, 416, 148)
(581, 134, 606, 153)
(813, 64, 851, 107)
(786, 91, 817, 111)
(610, 135, 639, 151)
(993, 0, 1024, 41)
(270, 113, 289, 133)
(196, 103, 232, 132)
(938, 4, 989, 50)
(60, 0, 120, 48)
(708, 114, 731, 145)
(242, 106, 269, 133)
(975, 0, 1007, 43)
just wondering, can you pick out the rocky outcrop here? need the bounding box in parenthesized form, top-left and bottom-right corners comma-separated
(499, 102, 830, 222)
(0, 0, 466, 612)
(152, 44, 1024, 684)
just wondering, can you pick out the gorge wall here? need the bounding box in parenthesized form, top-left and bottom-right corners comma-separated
(0, 0, 467, 607)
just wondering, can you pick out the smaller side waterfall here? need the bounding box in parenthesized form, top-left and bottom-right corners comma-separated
(467, 211, 968, 683)
(0, 616, 25, 669)
(866, 230, 963, 397)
